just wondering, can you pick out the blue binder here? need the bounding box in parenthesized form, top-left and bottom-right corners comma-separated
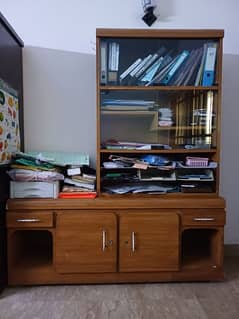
(202, 43, 217, 86)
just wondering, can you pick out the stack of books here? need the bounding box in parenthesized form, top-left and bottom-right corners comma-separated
(59, 166, 97, 198)
(8, 152, 64, 198)
(158, 107, 173, 127)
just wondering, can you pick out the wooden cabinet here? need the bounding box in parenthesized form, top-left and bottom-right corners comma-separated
(5, 28, 226, 286)
(55, 210, 180, 274)
(6, 197, 226, 285)
(119, 211, 180, 272)
(55, 211, 117, 273)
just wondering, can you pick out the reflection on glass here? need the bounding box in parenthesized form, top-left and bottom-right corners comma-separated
(100, 90, 216, 150)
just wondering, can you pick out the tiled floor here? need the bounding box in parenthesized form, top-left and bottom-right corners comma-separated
(0, 257, 239, 319)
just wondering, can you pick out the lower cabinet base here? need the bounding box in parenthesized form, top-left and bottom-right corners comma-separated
(7, 268, 224, 286)
(6, 197, 226, 286)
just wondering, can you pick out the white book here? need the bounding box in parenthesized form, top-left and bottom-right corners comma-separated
(67, 167, 81, 176)
(64, 178, 95, 190)
(120, 58, 142, 81)
(130, 54, 152, 77)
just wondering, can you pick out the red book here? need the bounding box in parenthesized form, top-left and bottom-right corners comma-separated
(59, 192, 97, 199)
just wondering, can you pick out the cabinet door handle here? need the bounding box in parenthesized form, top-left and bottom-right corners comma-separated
(102, 230, 107, 251)
(16, 218, 41, 223)
(193, 217, 216, 222)
(131, 232, 136, 252)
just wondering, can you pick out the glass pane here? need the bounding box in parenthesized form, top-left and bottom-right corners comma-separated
(100, 89, 217, 151)
(99, 38, 218, 87)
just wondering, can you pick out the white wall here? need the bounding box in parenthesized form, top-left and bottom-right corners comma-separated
(1, 0, 239, 244)
(1, 0, 239, 54)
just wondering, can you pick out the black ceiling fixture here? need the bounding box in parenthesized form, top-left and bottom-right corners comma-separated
(141, 0, 158, 26)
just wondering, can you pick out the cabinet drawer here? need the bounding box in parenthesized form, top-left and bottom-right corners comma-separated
(7, 212, 53, 228)
(181, 209, 225, 226)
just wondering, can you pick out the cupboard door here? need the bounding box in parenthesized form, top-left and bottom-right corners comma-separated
(55, 211, 117, 273)
(119, 211, 180, 272)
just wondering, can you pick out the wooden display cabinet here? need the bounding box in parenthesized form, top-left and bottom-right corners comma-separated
(6, 197, 225, 285)
(6, 29, 226, 285)
(96, 29, 223, 197)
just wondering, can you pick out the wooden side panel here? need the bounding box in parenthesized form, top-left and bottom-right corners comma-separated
(55, 211, 117, 273)
(119, 211, 180, 272)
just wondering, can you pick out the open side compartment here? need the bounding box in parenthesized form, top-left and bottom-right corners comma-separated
(9, 229, 53, 268)
(181, 228, 223, 270)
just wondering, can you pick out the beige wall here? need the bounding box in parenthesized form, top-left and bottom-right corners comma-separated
(23, 47, 96, 167)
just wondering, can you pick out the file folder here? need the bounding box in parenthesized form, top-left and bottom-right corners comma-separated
(202, 43, 217, 86)
(108, 42, 119, 84)
(100, 41, 107, 85)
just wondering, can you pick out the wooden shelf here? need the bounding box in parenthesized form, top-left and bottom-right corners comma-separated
(100, 149, 217, 154)
(99, 85, 220, 91)
(181, 255, 215, 270)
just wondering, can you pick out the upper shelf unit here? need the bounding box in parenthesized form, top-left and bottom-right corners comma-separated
(96, 29, 224, 196)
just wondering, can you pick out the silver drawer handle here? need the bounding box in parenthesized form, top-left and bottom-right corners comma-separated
(193, 217, 216, 222)
(16, 218, 41, 223)
(102, 230, 107, 251)
(131, 232, 136, 252)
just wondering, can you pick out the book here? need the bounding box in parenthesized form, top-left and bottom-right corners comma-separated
(194, 43, 208, 86)
(123, 54, 153, 85)
(172, 49, 198, 86)
(119, 58, 142, 82)
(134, 53, 160, 79)
(202, 42, 217, 86)
(72, 175, 95, 184)
(182, 47, 203, 85)
(139, 56, 164, 84)
(64, 177, 95, 190)
(145, 53, 176, 86)
(160, 50, 189, 85)
(67, 166, 81, 176)
(133, 47, 166, 82)
(59, 191, 97, 199)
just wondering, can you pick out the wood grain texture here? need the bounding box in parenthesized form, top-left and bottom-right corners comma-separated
(7, 211, 53, 228)
(181, 209, 225, 226)
(6, 202, 225, 284)
(96, 29, 224, 38)
(119, 211, 180, 272)
(55, 211, 117, 273)
(6, 196, 226, 210)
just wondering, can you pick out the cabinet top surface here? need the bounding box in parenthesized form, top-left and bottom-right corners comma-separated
(96, 29, 224, 39)
(7, 196, 226, 210)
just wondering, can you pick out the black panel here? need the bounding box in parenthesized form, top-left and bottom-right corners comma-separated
(0, 12, 24, 291)
(0, 12, 24, 150)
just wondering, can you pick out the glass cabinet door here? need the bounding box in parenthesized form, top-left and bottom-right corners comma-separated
(97, 30, 223, 196)
(99, 37, 219, 87)
(100, 89, 217, 150)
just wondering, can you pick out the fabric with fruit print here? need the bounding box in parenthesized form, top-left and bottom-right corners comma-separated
(0, 83, 20, 164)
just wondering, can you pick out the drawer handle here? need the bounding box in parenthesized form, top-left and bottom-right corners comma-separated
(102, 230, 107, 251)
(16, 218, 41, 223)
(193, 217, 216, 222)
(131, 232, 136, 252)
